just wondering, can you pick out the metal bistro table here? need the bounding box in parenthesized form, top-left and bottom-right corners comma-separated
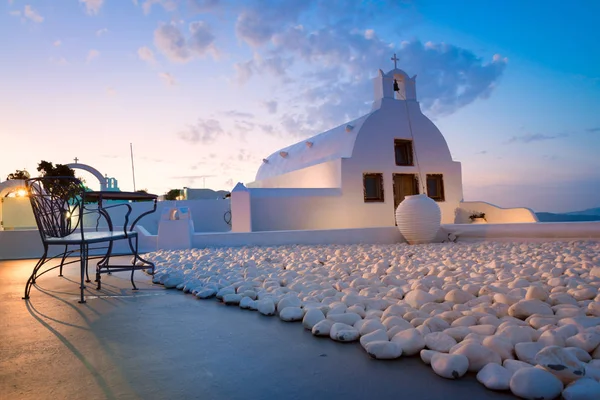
(84, 190, 158, 290)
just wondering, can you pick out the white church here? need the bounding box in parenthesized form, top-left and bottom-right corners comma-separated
(234, 59, 534, 232)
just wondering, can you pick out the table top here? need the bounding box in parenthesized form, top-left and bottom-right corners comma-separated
(85, 191, 158, 201)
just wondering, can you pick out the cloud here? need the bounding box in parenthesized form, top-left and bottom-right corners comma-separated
(24, 5, 44, 22)
(96, 28, 109, 36)
(50, 57, 69, 66)
(53, 40, 62, 47)
(159, 72, 177, 86)
(262, 100, 278, 114)
(506, 133, 568, 144)
(154, 21, 217, 63)
(177, 118, 224, 144)
(587, 127, 600, 133)
(221, 110, 254, 119)
(138, 46, 156, 63)
(86, 49, 100, 63)
(235, 1, 312, 47)
(225, 1, 506, 137)
(80, 0, 104, 15)
(189, 0, 220, 13)
(143, 0, 178, 15)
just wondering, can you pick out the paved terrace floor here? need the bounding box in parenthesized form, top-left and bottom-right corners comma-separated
(0, 257, 517, 400)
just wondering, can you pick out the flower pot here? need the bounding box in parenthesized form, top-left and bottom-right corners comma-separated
(471, 217, 487, 224)
(395, 194, 441, 244)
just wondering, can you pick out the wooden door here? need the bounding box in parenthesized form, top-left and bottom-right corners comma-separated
(393, 174, 419, 211)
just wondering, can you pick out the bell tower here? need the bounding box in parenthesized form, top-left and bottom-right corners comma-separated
(372, 54, 417, 109)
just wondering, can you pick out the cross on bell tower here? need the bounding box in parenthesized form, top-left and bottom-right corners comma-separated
(74, 157, 79, 163)
(391, 53, 399, 69)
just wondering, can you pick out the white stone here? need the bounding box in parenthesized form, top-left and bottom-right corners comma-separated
(537, 329, 567, 347)
(196, 287, 217, 299)
(562, 378, 600, 400)
(277, 296, 302, 313)
(444, 289, 474, 304)
(476, 363, 512, 391)
(359, 319, 386, 336)
(382, 316, 412, 331)
(391, 328, 425, 356)
(470, 324, 496, 336)
(223, 293, 242, 305)
(566, 332, 600, 353)
(431, 353, 469, 379)
(360, 329, 389, 348)
(330, 323, 360, 342)
(535, 346, 587, 384)
(420, 349, 438, 365)
(279, 306, 304, 322)
(514, 342, 544, 364)
(424, 332, 457, 353)
(444, 327, 471, 342)
(564, 347, 592, 363)
(256, 299, 276, 316)
(302, 308, 325, 330)
(482, 335, 514, 361)
(327, 312, 362, 326)
(311, 319, 334, 336)
(497, 325, 535, 345)
(451, 343, 502, 372)
(509, 367, 563, 400)
(508, 299, 554, 320)
(239, 297, 256, 310)
(503, 359, 534, 374)
(404, 290, 436, 309)
(216, 287, 235, 300)
(525, 286, 549, 301)
(364, 341, 403, 359)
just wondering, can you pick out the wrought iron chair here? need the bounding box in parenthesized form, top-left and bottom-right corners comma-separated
(23, 176, 143, 303)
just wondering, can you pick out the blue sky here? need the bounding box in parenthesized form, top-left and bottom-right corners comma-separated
(1, 0, 599, 213)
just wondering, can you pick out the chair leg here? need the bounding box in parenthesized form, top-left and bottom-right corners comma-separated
(59, 245, 68, 277)
(23, 245, 48, 300)
(85, 251, 91, 283)
(78, 244, 87, 304)
(130, 237, 138, 291)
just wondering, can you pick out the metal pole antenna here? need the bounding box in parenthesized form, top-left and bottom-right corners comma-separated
(130, 143, 137, 192)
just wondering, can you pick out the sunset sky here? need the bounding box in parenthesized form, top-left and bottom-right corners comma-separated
(1, 0, 599, 213)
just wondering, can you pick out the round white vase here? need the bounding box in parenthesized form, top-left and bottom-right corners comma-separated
(395, 194, 441, 244)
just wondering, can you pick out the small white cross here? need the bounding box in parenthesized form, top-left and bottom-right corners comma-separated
(391, 53, 399, 69)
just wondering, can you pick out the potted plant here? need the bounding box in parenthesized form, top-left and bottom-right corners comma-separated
(469, 212, 486, 224)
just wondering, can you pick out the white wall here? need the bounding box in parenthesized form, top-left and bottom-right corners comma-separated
(248, 159, 342, 189)
(1, 197, 37, 230)
(455, 201, 538, 224)
(249, 188, 346, 231)
(442, 221, 599, 242)
(81, 199, 231, 234)
(3, 222, 600, 261)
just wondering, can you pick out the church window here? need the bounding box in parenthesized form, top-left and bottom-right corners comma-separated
(363, 173, 384, 202)
(426, 174, 445, 202)
(394, 139, 414, 166)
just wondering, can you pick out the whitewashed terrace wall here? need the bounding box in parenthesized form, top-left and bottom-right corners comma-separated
(2, 222, 600, 261)
(455, 201, 538, 224)
(80, 199, 231, 234)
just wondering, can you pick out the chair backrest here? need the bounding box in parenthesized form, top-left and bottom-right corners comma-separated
(26, 177, 85, 240)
